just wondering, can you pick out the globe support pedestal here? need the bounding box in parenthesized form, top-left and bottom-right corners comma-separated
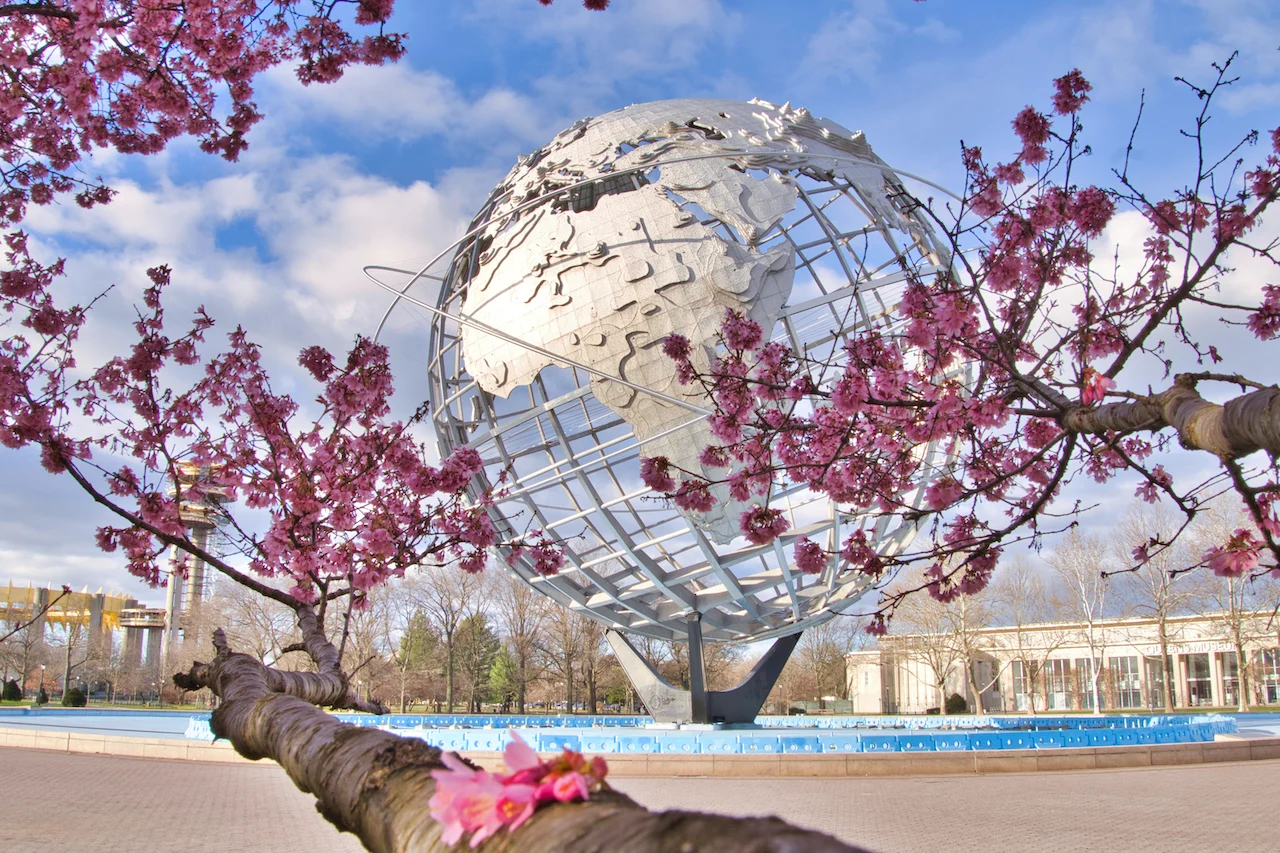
(606, 618, 801, 724)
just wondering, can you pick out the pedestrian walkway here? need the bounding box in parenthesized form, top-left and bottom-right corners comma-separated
(1, 747, 1276, 852)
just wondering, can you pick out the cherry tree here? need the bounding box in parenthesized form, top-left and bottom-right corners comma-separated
(0, 4, 871, 852)
(0, 1, 409, 228)
(645, 58, 1280, 625)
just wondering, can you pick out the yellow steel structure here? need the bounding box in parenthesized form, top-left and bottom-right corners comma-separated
(0, 581, 140, 631)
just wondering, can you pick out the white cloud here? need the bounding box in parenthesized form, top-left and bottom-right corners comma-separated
(464, 0, 741, 115)
(913, 17, 960, 44)
(799, 0, 904, 84)
(254, 154, 474, 335)
(268, 63, 554, 148)
(1222, 82, 1280, 115)
(22, 149, 477, 355)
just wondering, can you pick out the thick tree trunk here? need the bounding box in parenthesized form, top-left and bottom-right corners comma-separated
(63, 638, 73, 695)
(445, 633, 455, 713)
(965, 660, 982, 714)
(1236, 640, 1250, 713)
(1157, 626, 1175, 712)
(177, 630, 863, 853)
(564, 657, 574, 714)
(1060, 377, 1280, 460)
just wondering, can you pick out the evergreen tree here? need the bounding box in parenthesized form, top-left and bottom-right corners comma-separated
(455, 614, 500, 713)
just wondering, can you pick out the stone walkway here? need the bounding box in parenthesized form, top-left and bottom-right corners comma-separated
(2, 747, 1276, 852)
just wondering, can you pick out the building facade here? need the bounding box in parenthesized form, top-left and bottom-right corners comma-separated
(847, 612, 1280, 714)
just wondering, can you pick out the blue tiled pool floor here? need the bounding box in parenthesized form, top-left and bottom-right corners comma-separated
(3, 708, 1257, 754)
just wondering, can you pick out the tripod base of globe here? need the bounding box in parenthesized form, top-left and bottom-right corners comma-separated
(606, 621, 801, 724)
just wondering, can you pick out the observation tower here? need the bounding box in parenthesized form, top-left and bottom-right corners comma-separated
(160, 463, 231, 658)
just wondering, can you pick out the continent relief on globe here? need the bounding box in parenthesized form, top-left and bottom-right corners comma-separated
(457, 100, 911, 543)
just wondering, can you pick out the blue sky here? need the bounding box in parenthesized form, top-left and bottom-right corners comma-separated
(4, 0, 1279, 605)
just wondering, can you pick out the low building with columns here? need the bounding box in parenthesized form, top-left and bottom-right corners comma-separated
(846, 612, 1280, 715)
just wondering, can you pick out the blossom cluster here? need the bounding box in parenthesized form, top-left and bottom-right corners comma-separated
(3, 238, 503, 598)
(637, 66, 1280, 623)
(0, 2, 408, 229)
(1203, 529, 1264, 578)
(429, 734, 608, 848)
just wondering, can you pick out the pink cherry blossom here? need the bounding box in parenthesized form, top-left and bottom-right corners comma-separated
(639, 456, 677, 492)
(673, 480, 716, 513)
(720, 310, 763, 351)
(429, 733, 609, 846)
(793, 538, 826, 574)
(739, 505, 789, 545)
(924, 477, 965, 511)
(1203, 529, 1262, 578)
(662, 334, 691, 361)
(1052, 69, 1092, 115)
(504, 733, 543, 774)
(1080, 368, 1115, 405)
(1134, 465, 1173, 504)
(1068, 187, 1115, 237)
(549, 771, 590, 803)
(1011, 106, 1051, 164)
(1248, 285, 1280, 340)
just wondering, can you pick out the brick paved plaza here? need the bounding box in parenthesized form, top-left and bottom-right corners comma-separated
(1, 748, 1276, 852)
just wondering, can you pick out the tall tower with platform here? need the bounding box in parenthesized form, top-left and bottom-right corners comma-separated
(160, 464, 231, 659)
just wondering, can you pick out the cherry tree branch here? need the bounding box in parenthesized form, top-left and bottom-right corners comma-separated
(173, 629, 866, 853)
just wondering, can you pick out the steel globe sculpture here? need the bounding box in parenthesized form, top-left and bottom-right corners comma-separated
(372, 99, 962, 721)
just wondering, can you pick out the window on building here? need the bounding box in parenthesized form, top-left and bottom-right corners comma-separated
(1046, 659, 1070, 710)
(1109, 656, 1141, 709)
(1258, 649, 1280, 705)
(1186, 653, 1212, 706)
(1075, 658, 1103, 710)
(970, 660, 996, 713)
(1219, 653, 1240, 708)
(1145, 656, 1172, 709)
(1012, 661, 1031, 712)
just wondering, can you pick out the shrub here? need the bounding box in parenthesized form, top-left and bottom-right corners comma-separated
(1, 679, 20, 701)
(36, 687, 49, 705)
(945, 692, 968, 714)
(62, 687, 87, 707)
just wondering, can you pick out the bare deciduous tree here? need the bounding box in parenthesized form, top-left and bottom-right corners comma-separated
(411, 565, 485, 713)
(795, 618, 864, 705)
(1189, 502, 1280, 710)
(1048, 529, 1113, 714)
(891, 587, 968, 714)
(493, 573, 549, 714)
(988, 558, 1069, 714)
(1111, 501, 1196, 710)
